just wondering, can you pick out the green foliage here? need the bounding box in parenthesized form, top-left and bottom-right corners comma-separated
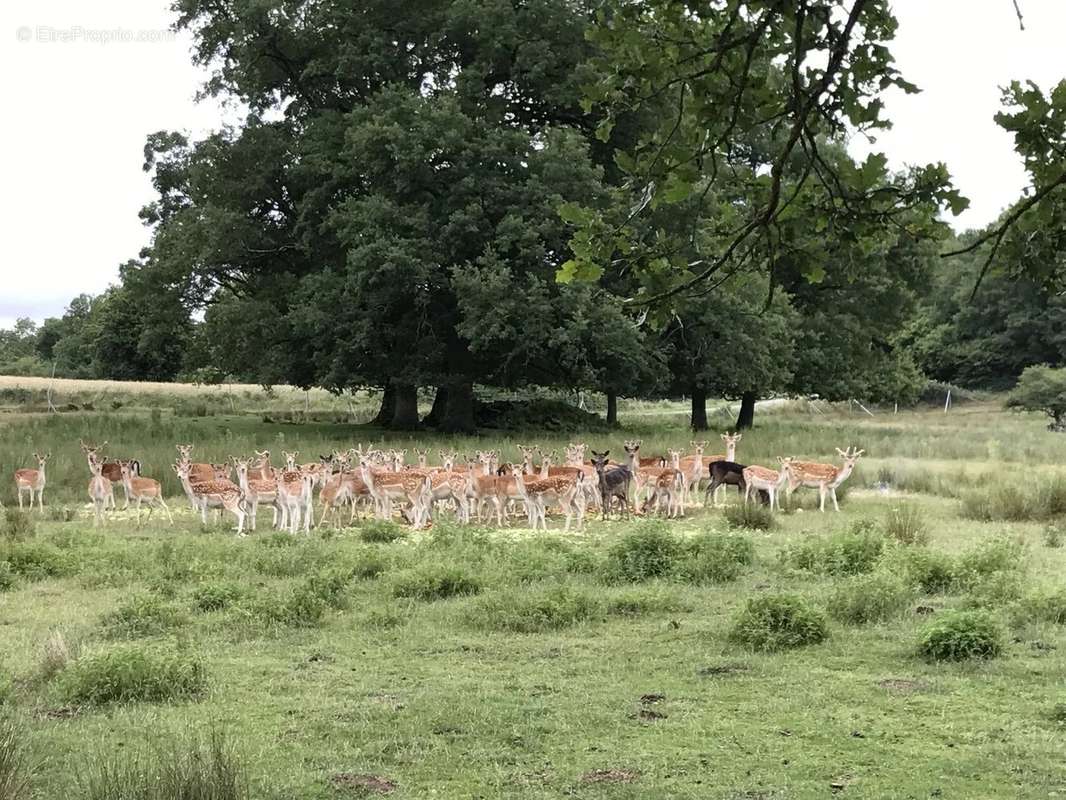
(601, 523, 682, 583)
(961, 477, 1066, 522)
(0, 541, 70, 581)
(952, 538, 1024, 590)
(784, 530, 885, 576)
(723, 501, 776, 532)
(390, 564, 482, 602)
(37, 630, 78, 685)
(357, 520, 405, 543)
(1043, 523, 1063, 548)
(679, 533, 755, 584)
(883, 504, 928, 545)
(883, 547, 956, 595)
(603, 586, 688, 617)
(1014, 588, 1066, 626)
(57, 646, 206, 705)
(78, 732, 247, 800)
(917, 610, 1003, 662)
(192, 582, 246, 613)
(0, 715, 32, 800)
(1, 510, 35, 541)
(469, 584, 601, 633)
(102, 596, 186, 639)
(1008, 365, 1066, 428)
(0, 564, 15, 594)
(827, 572, 914, 625)
(729, 594, 829, 653)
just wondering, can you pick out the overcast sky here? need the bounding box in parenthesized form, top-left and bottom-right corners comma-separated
(2, 0, 1064, 328)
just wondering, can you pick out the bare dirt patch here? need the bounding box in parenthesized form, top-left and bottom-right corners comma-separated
(580, 768, 640, 784)
(330, 773, 397, 794)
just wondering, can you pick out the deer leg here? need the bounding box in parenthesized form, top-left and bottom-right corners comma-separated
(160, 497, 173, 525)
(819, 485, 827, 513)
(831, 487, 840, 512)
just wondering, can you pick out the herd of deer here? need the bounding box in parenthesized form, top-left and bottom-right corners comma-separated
(10, 435, 865, 534)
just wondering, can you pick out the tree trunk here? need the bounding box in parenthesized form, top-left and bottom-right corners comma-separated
(440, 381, 476, 434)
(690, 387, 708, 431)
(605, 391, 618, 426)
(423, 386, 449, 428)
(389, 383, 420, 430)
(369, 383, 395, 427)
(735, 390, 757, 430)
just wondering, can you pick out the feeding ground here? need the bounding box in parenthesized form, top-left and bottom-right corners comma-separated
(0, 384, 1064, 799)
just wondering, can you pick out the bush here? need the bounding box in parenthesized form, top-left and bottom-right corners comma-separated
(349, 549, 389, 580)
(961, 571, 1023, 609)
(469, 584, 601, 633)
(680, 533, 755, 584)
(917, 610, 1003, 661)
(258, 532, 297, 548)
(602, 523, 682, 583)
(883, 547, 956, 594)
(57, 646, 207, 705)
(604, 586, 689, 617)
(78, 731, 247, 800)
(784, 530, 884, 576)
(729, 594, 829, 652)
(883, 504, 928, 545)
(827, 572, 914, 625)
(102, 595, 186, 639)
(358, 520, 405, 543)
(0, 715, 31, 800)
(0, 563, 15, 593)
(390, 564, 482, 601)
(961, 477, 1066, 522)
(723, 501, 776, 531)
(0, 541, 70, 580)
(192, 582, 246, 612)
(952, 538, 1024, 590)
(1, 510, 35, 541)
(300, 570, 351, 610)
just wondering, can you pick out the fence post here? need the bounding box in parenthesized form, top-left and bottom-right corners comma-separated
(944, 390, 951, 413)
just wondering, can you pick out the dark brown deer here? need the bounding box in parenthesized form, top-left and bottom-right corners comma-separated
(590, 450, 632, 520)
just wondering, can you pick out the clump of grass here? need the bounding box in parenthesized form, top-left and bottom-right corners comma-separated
(1049, 703, 1066, 723)
(679, 533, 755, 584)
(917, 610, 1003, 661)
(784, 529, 884, 576)
(882, 547, 956, 594)
(827, 572, 914, 625)
(390, 563, 482, 601)
(1, 509, 35, 540)
(722, 501, 776, 531)
(360, 601, 412, 630)
(0, 715, 32, 800)
(348, 549, 389, 580)
(604, 585, 689, 617)
(38, 630, 79, 684)
(729, 594, 828, 652)
(301, 570, 352, 610)
(0, 541, 71, 580)
(192, 582, 246, 612)
(961, 571, 1024, 609)
(258, 532, 297, 548)
(78, 731, 247, 800)
(961, 477, 1066, 522)
(358, 520, 405, 543)
(883, 504, 928, 545)
(101, 595, 186, 639)
(1014, 588, 1066, 626)
(952, 537, 1024, 591)
(0, 562, 16, 593)
(469, 584, 602, 633)
(602, 523, 682, 583)
(1042, 524, 1063, 548)
(57, 646, 207, 705)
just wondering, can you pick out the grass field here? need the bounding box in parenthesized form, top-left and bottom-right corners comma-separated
(1, 382, 1065, 799)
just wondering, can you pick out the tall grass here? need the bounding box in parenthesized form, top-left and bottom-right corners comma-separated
(0, 716, 32, 800)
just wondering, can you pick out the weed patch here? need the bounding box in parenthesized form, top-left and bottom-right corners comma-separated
(917, 610, 1003, 661)
(827, 572, 913, 625)
(469, 584, 601, 633)
(57, 646, 206, 705)
(729, 594, 828, 652)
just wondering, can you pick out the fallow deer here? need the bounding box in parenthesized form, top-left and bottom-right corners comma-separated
(590, 450, 632, 520)
(119, 461, 172, 526)
(743, 458, 792, 511)
(15, 452, 49, 511)
(88, 459, 113, 527)
(704, 432, 742, 505)
(233, 457, 279, 531)
(80, 440, 139, 509)
(463, 458, 504, 526)
(511, 467, 587, 531)
(639, 449, 685, 518)
(173, 461, 247, 534)
(785, 447, 864, 512)
(359, 455, 432, 528)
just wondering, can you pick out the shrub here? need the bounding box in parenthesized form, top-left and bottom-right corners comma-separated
(723, 501, 776, 531)
(258, 532, 297, 548)
(469, 584, 601, 633)
(883, 504, 928, 545)
(0, 715, 31, 800)
(101, 595, 186, 639)
(1042, 524, 1063, 548)
(827, 572, 914, 625)
(192, 582, 246, 612)
(680, 533, 755, 584)
(917, 610, 1003, 661)
(0, 563, 15, 593)
(952, 538, 1024, 590)
(784, 530, 884, 576)
(57, 646, 207, 705)
(729, 594, 829, 652)
(960, 486, 1031, 522)
(883, 547, 956, 594)
(390, 564, 482, 601)
(0, 541, 70, 580)
(961, 571, 1023, 608)
(78, 731, 247, 800)
(358, 520, 405, 543)
(602, 523, 682, 583)
(300, 570, 351, 610)
(1, 509, 35, 541)
(349, 549, 389, 580)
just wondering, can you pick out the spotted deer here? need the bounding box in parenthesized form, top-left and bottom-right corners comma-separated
(511, 466, 587, 531)
(640, 449, 685, 518)
(119, 461, 172, 526)
(233, 457, 279, 531)
(589, 450, 632, 520)
(247, 450, 274, 481)
(743, 458, 792, 511)
(80, 440, 139, 509)
(463, 458, 504, 526)
(785, 447, 864, 512)
(88, 459, 113, 527)
(705, 432, 742, 505)
(15, 452, 49, 511)
(679, 440, 708, 506)
(359, 456, 432, 528)
(318, 470, 370, 528)
(172, 461, 247, 535)
(278, 467, 316, 533)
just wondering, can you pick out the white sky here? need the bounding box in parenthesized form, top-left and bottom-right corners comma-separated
(1, 0, 1064, 328)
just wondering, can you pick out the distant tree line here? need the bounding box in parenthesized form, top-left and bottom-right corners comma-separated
(5, 2, 1065, 430)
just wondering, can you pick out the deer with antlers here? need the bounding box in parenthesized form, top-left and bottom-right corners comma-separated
(88, 458, 113, 526)
(785, 447, 864, 512)
(743, 458, 792, 512)
(173, 461, 248, 534)
(14, 452, 49, 511)
(79, 440, 139, 510)
(119, 461, 172, 526)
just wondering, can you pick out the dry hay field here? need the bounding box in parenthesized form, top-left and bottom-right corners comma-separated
(0, 377, 1064, 799)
